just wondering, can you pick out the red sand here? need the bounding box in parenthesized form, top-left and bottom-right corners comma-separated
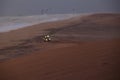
(0, 39, 120, 80)
(0, 13, 120, 80)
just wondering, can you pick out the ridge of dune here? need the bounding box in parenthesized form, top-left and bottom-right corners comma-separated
(0, 13, 120, 48)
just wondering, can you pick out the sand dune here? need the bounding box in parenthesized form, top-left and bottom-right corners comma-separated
(0, 13, 120, 48)
(0, 13, 120, 80)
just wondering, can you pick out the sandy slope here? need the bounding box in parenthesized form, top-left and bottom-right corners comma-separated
(0, 39, 120, 80)
(0, 13, 120, 80)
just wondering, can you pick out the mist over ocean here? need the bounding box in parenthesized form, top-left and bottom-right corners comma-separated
(0, 0, 120, 32)
(0, 14, 79, 32)
(0, 0, 120, 16)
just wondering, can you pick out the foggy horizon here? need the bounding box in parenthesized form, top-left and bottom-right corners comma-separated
(0, 0, 120, 16)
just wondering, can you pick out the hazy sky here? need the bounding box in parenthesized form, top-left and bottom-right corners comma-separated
(0, 0, 120, 16)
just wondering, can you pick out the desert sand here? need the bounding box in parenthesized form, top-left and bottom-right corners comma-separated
(0, 13, 120, 80)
